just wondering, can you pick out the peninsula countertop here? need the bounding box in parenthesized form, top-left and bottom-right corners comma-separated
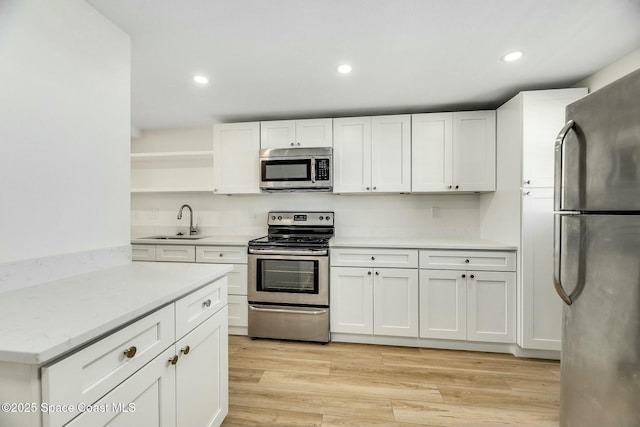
(0, 262, 232, 365)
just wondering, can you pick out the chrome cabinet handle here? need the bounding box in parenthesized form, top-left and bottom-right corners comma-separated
(180, 346, 190, 355)
(123, 346, 137, 359)
(554, 120, 575, 211)
(219, 253, 224, 257)
(367, 271, 372, 275)
(168, 355, 179, 365)
(470, 274, 475, 279)
(554, 215, 573, 305)
(375, 271, 379, 276)
(462, 274, 466, 278)
(455, 185, 460, 189)
(448, 185, 452, 189)
(371, 256, 375, 261)
(366, 186, 370, 190)
(290, 142, 294, 146)
(202, 299, 212, 308)
(464, 259, 470, 264)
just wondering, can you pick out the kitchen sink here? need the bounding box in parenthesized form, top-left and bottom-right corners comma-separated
(142, 235, 209, 240)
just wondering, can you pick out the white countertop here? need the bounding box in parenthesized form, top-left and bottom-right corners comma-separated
(131, 234, 257, 246)
(331, 237, 517, 251)
(0, 262, 232, 365)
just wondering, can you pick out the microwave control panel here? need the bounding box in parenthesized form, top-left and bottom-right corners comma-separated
(315, 158, 330, 181)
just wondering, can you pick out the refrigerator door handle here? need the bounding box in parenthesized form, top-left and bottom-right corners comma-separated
(553, 214, 573, 305)
(554, 120, 575, 211)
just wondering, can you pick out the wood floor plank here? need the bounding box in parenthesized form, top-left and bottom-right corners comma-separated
(437, 384, 559, 413)
(330, 360, 511, 390)
(222, 404, 323, 427)
(392, 399, 559, 426)
(258, 370, 443, 402)
(230, 383, 396, 421)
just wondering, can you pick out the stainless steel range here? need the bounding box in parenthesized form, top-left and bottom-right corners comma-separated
(247, 211, 334, 343)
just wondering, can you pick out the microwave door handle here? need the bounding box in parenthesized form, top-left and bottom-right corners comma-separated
(310, 158, 316, 184)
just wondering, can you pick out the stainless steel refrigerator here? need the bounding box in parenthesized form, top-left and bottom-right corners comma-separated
(553, 68, 640, 427)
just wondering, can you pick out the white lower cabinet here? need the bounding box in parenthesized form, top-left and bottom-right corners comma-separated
(196, 245, 248, 333)
(419, 250, 517, 344)
(131, 244, 195, 263)
(40, 278, 228, 427)
(330, 266, 419, 338)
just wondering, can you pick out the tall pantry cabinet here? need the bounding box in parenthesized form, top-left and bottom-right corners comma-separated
(480, 88, 587, 354)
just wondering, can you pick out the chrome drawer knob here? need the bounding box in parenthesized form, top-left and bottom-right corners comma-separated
(202, 299, 212, 308)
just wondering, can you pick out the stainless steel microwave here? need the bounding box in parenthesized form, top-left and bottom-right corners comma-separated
(259, 147, 332, 192)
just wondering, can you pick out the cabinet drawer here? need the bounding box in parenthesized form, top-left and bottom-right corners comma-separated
(42, 304, 175, 427)
(175, 277, 228, 339)
(419, 250, 516, 271)
(131, 244, 156, 261)
(331, 248, 418, 268)
(156, 245, 196, 262)
(196, 245, 247, 264)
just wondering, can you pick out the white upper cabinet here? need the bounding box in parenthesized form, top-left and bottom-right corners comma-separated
(260, 118, 333, 149)
(213, 122, 261, 194)
(333, 115, 411, 193)
(371, 115, 412, 192)
(520, 89, 588, 187)
(411, 113, 453, 192)
(333, 117, 372, 193)
(412, 111, 496, 192)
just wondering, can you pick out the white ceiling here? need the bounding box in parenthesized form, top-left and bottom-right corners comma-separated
(87, 0, 640, 131)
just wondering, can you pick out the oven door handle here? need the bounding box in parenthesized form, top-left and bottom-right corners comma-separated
(249, 306, 328, 316)
(248, 248, 328, 256)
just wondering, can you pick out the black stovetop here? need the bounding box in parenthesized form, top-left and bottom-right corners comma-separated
(248, 234, 333, 248)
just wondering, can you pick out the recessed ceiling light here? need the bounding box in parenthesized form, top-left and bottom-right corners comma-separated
(337, 64, 352, 74)
(193, 75, 209, 84)
(501, 51, 523, 62)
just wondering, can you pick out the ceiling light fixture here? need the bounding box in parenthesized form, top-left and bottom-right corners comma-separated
(337, 64, 352, 74)
(193, 75, 209, 84)
(501, 51, 523, 62)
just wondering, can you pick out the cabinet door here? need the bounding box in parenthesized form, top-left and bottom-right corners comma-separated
(295, 118, 333, 147)
(330, 267, 373, 334)
(452, 111, 496, 191)
(411, 113, 453, 192)
(213, 122, 260, 194)
(466, 271, 516, 343)
(333, 117, 372, 193)
(260, 120, 296, 149)
(156, 245, 196, 263)
(373, 268, 418, 337)
(522, 89, 587, 187)
(371, 115, 411, 192)
(64, 346, 176, 427)
(521, 188, 561, 350)
(228, 295, 248, 328)
(176, 307, 229, 427)
(419, 270, 466, 340)
(132, 244, 156, 261)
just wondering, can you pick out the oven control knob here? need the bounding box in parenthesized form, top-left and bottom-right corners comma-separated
(319, 216, 324, 220)
(277, 216, 282, 220)
(271, 215, 276, 220)
(326, 216, 331, 221)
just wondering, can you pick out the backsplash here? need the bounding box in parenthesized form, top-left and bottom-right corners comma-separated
(131, 192, 481, 240)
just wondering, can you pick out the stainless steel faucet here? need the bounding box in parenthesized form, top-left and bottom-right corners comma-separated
(177, 204, 198, 235)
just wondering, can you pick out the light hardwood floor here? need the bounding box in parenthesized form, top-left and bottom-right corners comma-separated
(222, 336, 560, 427)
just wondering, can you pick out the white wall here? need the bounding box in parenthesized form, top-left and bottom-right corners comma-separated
(0, 1, 130, 279)
(575, 48, 640, 92)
